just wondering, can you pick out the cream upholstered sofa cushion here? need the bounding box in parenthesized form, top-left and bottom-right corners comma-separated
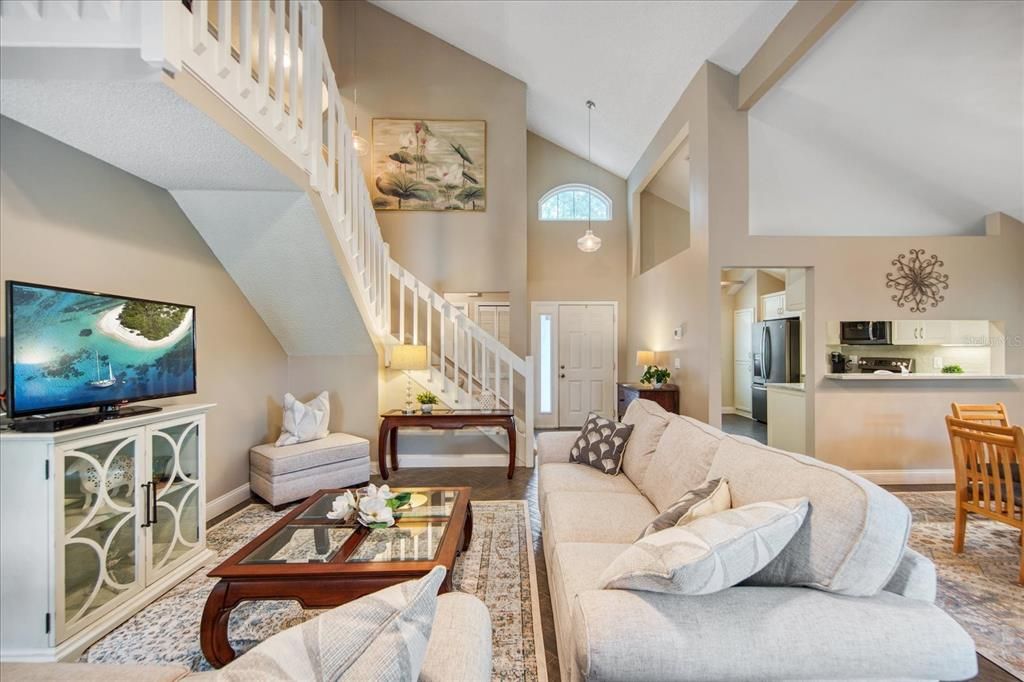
(639, 415, 727, 512)
(708, 436, 911, 597)
(600, 498, 809, 595)
(543, 491, 658, 549)
(619, 399, 671, 485)
(537, 462, 642, 510)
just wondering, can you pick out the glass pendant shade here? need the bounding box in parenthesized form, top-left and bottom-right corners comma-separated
(352, 131, 369, 157)
(577, 228, 602, 253)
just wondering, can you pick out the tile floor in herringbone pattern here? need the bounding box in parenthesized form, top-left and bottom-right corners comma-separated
(218, 466, 1011, 682)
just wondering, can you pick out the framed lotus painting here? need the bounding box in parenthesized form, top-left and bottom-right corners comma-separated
(371, 118, 486, 212)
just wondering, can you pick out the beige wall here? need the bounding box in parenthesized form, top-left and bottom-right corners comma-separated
(640, 191, 690, 274)
(286, 355, 380, 457)
(322, 1, 528, 357)
(0, 116, 288, 501)
(526, 132, 629, 374)
(626, 67, 711, 417)
(628, 61, 1024, 475)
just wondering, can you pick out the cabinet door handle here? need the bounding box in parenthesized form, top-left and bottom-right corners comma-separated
(140, 482, 152, 528)
(559, 373, 565, 378)
(151, 478, 159, 524)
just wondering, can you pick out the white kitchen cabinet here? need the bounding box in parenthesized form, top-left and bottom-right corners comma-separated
(826, 320, 841, 346)
(767, 386, 806, 454)
(893, 320, 949, 345)
(0, 405, 215, 662)
(761, 293, 787, 320)
(893, 320, 989, 346)
(784, 269, 806, 312)
(949, 321, 991, 345)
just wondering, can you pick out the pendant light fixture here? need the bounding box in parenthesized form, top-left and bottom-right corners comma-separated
(351, 5, 369, 157)
(577, 100, 602, 253)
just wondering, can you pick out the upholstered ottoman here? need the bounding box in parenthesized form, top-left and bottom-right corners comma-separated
(250, 433, 370, 508)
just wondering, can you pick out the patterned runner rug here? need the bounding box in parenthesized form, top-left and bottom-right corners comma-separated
(85, 500, 546, 681)
(897, 491, 1023, 679)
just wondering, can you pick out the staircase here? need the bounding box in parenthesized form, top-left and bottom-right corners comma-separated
(0, 0, 535, 464)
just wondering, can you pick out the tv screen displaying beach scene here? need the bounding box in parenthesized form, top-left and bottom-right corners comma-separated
(6, 282, 196, 416)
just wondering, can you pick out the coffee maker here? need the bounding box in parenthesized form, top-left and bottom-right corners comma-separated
(830, 352, 848, 373)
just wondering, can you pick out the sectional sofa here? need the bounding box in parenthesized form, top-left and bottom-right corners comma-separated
(537, 399, 977, 681)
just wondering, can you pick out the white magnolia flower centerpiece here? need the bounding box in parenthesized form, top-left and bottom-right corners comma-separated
(324, 484, 412, 529)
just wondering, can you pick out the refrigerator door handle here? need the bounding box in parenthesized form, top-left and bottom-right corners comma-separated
(764, 328, 772, 380)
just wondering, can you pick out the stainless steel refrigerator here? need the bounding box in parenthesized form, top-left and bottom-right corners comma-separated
(752, 318, 801, 423)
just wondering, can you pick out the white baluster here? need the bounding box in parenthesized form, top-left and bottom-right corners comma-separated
(453, 313, 460, 403)
(467, 329, 474, 406)
(412, 281, 419, 346)
(398, 270, 406, 343)
(192, 0, 208, 54)
(287, 0, 299, 141)
(257, 0, 271, 112)
(216, 0, 231, 77)
(495, 350, 502, 409)
(327, 78, 337, 197)
(440, 303, 447, 392)
(238, 1, 253, 97)
(273, 0, 285, 129)
(425, 294, 432, 374)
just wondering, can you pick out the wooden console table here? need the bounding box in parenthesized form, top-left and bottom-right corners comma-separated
(617, 383, 680, 419)
(378, 409, 517, 479)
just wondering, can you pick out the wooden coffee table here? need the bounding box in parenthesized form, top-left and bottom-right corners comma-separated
(200, 486, 472, 668)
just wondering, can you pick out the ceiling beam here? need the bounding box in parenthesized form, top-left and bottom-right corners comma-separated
(738, 0, 856, 111)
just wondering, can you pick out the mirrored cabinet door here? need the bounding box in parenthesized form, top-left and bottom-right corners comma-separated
(147, 416, 204, 579)
(58, 430, 144, 638)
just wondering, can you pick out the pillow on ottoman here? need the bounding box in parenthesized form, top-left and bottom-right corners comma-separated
(601, 498, 809, 595)
(569, 413, 634, 475)
(277, 391, 330, 446)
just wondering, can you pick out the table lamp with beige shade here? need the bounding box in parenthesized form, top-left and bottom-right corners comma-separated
(390, 344, 428, 414)
(636, 350, 657, 370)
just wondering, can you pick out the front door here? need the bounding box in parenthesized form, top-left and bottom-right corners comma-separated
(558, 304, 615, 427)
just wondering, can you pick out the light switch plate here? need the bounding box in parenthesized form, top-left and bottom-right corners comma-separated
(674, 357, 681, 369)
(672, 325, 684, 340)
(933, 356, 943, 369)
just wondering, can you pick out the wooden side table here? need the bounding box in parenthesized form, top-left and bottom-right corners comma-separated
(617, 383, 680, 419)
(378, 409, 517, 479)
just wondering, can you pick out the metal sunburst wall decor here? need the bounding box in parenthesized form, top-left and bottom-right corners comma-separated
(886, 249, 949, 313)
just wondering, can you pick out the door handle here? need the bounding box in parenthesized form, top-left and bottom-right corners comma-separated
(140, 482, 152, 528)
(560, 373, 565, 378)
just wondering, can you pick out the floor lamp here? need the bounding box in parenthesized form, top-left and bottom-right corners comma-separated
(391, 344, 428, 414)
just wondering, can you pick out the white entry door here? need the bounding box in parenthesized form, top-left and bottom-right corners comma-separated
(558, 304, 615, 427)
(734, 308, 754, 413)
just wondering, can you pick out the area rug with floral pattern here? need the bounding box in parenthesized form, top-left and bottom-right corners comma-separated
(84, 500, 546, 681)
(897, 491, 1022, 679)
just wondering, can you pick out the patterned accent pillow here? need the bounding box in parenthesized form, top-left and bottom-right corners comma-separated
(636, 478, 731, 540)
(569, 413, 634, 475)
(213, 566, 446, 681)
(600, 498, 809, 595)
(276, 391, 330, 446)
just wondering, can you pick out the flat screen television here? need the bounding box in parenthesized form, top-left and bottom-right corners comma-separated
(5, 281, 197, 418)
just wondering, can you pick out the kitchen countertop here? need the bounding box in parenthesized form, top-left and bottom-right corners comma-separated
(766, 383, 805, 393)
(824, 373, 1024, 381)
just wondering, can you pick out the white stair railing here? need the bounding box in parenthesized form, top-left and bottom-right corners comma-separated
(165, 0, 535, 463)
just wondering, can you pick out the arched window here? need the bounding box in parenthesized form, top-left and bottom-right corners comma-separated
(538, 184, 612, 221)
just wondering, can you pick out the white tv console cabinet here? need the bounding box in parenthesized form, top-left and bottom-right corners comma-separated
(0, 404, 216, 662)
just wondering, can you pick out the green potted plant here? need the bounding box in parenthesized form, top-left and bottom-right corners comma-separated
(941, 364, 964, 374)
(640, 366, 672, 389)
(416, 390, 439, 413)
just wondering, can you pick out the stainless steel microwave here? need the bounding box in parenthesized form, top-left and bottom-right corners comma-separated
(840, 321, 892, 345)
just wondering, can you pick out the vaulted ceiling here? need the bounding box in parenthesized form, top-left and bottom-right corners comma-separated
(749, 0, 1023, 236)
(372, 0, 794, 178)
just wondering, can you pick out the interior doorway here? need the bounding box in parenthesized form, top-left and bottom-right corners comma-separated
(531, 302, 618, 428)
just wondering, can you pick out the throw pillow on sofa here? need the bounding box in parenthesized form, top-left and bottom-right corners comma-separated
(276, 391, 330, 446)
(636, 478, 730, 540)
(600, 497, 809, 595)
(214, 566, 446, 681)
(569, 412, 634, 475)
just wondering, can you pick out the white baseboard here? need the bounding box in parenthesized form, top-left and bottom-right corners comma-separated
(853, 469, 955, 485)
(396, 453, 509, 468)
(207, 483, 251, 521)
(721, 407, 737, 415)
